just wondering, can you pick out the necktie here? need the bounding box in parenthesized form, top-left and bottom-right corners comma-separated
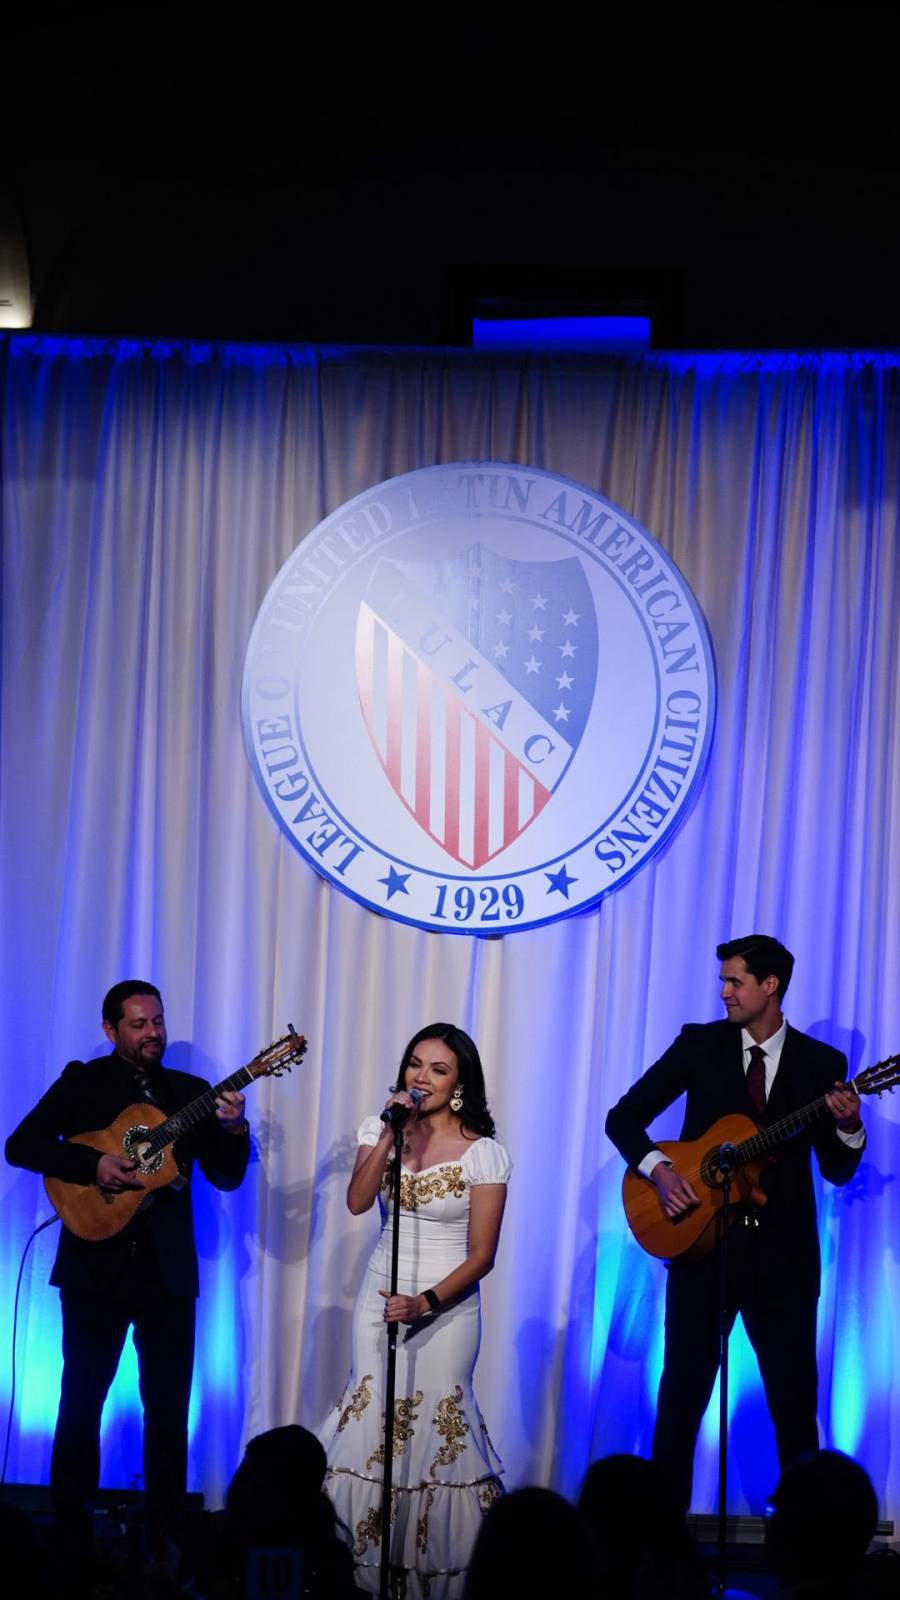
(134, 1068, 157, 1105)
(747, 1045, 767, 1116)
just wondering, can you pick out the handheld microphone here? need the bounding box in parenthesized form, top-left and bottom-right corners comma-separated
(380, 1086, 425, 1128)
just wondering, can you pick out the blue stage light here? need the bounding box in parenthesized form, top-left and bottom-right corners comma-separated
(472, 316, 651, 354)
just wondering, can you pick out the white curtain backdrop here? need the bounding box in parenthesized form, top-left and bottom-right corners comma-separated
(1, 336, 898, 1521)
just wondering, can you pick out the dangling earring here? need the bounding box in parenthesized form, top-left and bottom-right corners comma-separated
(450, 1086, 464, 1113)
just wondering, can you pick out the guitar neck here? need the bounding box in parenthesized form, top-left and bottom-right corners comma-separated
(733, 1073, 863, 1167)
(143, 1064, 256, 1155)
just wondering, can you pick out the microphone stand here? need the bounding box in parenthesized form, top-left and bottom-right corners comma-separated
(379, 1115, 407, 1600)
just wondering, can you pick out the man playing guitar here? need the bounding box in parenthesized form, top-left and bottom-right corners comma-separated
(606, 935, 864, 1516)
(6, 981, 250, 1562)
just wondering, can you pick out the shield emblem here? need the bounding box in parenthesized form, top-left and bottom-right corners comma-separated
(355, 543, 598, 868)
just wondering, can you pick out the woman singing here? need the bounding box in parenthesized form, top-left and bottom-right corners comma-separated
(321, 1023, 511, 1598)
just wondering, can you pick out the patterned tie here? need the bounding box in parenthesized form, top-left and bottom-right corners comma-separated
(747, 1044, 767, 1116)
(134, 1068, 157, 1105)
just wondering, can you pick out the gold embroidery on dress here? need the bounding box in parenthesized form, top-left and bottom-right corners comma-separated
(416, 1486, 436, 1553)
(380, 1164, 466, 1210)
(354, 1505, 382, 1555)
(336, 1373, 373, 1432)
(478, 1475, 503, 1513)
(429, 1386, 470, 1475)
(366, 1390, 424, 1471)
(353, 1490, 398, 1555)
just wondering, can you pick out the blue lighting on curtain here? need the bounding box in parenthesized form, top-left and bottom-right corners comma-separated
(199, 1245, 246, 1400)
(588, 1235, 622, 1386)
(830, 1318, 866, 1457)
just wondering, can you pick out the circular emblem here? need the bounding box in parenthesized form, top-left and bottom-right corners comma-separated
(242, 463, 716, 934)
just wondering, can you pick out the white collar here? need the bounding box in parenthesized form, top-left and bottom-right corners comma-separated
(741, 1016, 787, 1055)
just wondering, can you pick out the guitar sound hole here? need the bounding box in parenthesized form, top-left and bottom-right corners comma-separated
(700, 1151, 728, 1189)
(122, 1126, 164, 1174)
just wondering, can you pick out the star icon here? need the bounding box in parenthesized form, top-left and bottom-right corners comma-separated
(524, 655, 542, 674)
(545, 863, 578, 898)
(530, 592, 548, 610)
(559, 640, 576, 659)
(500, 577, 515, 594)
(378, 865, 411, 900)
(492, 640, 510, 659)
(527, 624, 545, 642)
(556, 671, 574, 690)
(563, 608, 580, 627)
(552, 703, 571, 723)
(496, 609, 512, 627)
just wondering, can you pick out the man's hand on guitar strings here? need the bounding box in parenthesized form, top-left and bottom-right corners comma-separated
(96, 1153, 144, 1193)
(653, 1161, 701, 1218)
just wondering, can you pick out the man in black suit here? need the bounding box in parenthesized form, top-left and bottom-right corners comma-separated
(605, 935, 864, 1515)
(5, 980, 250, 1542)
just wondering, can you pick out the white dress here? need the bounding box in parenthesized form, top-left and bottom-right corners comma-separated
(321, 1118, 512, 1599)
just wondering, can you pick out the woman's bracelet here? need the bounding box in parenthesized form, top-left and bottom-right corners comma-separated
(422, 1288, 441, 1314)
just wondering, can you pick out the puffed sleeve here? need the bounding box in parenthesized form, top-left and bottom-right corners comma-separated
(357, 1115, 384, 1147)
(466, 1138, 512, 1185)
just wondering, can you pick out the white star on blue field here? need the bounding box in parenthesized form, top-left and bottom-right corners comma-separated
(406, 544, 598, 745)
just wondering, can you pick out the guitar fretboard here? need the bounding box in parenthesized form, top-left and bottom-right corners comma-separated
(143, 1064, 257, 1155)
(730, 1074, 862, 1168)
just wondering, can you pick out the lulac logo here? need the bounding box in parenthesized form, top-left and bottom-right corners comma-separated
(242, 464, 715, 934)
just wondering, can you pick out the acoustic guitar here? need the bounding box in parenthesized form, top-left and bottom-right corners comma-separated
(621, 1051, 899, 1262)
(45, 1025, 307, 1241)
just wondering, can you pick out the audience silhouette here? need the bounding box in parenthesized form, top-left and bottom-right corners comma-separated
(464, 1485, 601, 1597)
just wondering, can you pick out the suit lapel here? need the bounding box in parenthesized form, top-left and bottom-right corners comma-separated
(720, 1025, 752, 1118)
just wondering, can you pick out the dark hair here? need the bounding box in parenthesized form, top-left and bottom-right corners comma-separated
(578, 1454, 708, 1597)
(219, 1425, 355, 1599)
(716, 934, 795, 999)
(226, 1425, 327, 1519)
(102, 980, 163, 1026)
(765, 1450, 878, 1584)
(398, 1023, 496, 1138)
(464, 1487, 601, 1598)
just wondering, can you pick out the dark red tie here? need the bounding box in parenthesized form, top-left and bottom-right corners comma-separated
(747, 1045, 767, 1116)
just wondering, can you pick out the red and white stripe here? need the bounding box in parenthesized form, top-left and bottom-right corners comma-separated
(356, 603, 550, 868)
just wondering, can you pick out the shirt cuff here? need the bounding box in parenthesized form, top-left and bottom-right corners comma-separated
(638, 1149, 672, 1179)
(836, 1124, 865, 1149)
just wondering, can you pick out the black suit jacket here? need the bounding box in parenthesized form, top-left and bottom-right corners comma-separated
(605, 1020, 863, 1297)
(5, 1051, 250, 1296)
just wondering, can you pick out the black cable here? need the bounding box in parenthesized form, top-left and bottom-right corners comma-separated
(1, 1215, 60, 1486)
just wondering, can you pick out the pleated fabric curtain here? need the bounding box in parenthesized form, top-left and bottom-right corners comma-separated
(1, 335, 897, 1517)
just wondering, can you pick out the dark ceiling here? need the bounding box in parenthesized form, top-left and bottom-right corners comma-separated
(6, 14, 900, 350)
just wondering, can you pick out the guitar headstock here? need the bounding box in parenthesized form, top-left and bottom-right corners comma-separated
(249, 1025, 308, 1080)
(853, 1052, 900, 1099)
